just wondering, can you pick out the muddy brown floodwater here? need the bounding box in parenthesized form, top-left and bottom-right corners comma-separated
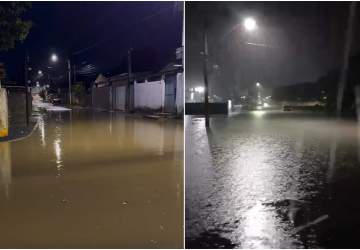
(0, 109, 183, 248)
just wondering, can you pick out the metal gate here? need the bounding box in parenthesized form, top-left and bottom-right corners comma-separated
(164, 75, 176, 113)
(92, 86, 111, 110)
(114, 86, 126, 111)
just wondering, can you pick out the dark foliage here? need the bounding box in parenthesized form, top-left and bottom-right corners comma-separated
(0, 2, 32, 51)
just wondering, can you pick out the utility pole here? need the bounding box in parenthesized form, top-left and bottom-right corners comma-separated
(336, 1, 356, 117)
(67, 59, 72, 106)
(203, 20, 210, 127)
(127, 48, 132, 112)
(73, 64, 76, 83)
(24, 52, 30, 126)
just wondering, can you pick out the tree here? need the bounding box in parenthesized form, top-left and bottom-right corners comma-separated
(72, 82, 86, 106)
(0, 2, 32, 51)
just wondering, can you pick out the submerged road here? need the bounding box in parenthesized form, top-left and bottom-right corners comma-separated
(0, 109, 183, 248)
(186, 111, 360, 248)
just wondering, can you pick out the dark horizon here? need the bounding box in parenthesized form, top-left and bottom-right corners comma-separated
(0, 1, 183, 86)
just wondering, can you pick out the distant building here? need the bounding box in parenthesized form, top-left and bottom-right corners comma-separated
(92, 62, 183, 114)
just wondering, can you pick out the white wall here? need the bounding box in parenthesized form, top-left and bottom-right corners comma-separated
(0, 88, 8, 137)
(134, 80, 165, 110)
(176, 73, 184, 114)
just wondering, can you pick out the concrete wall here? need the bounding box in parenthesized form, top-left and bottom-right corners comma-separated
(114, 86, 126, 111)
(7, 90, 30, 127)
(0, 88, 8, 137)
(92, 87, 111, 110)
(176, 73, 184, 114)
(134, 80, 165, 111)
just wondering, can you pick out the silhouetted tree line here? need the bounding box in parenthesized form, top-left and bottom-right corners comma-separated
(272, 53, 360, 117)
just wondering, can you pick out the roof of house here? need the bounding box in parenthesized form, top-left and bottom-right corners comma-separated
(159, 62, 183, 74)
(94, 74, 107, 84)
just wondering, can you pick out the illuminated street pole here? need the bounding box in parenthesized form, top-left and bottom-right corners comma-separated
(203, 21, 210, 127)
(256, 82, 261, 105)
(127, 48, 132, 111)
(336, 2, 356, 117)
(24, 52, 30, 126)
(67, 59, 71, 106)
(50, 53, 72, 106)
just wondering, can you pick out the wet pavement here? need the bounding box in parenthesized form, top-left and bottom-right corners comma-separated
(0, 109, 183, 248)
(185, 111, 360, 248)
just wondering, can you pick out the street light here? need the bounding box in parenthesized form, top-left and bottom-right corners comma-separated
(194, 86, 205, 93)
(202, 16, 259, 127)
(50, 53, 58, 62)
(49, 53, 72, 106)
(256, 82, 262, 106)
(38, 70, 43, 75)
(243, 17, 257, 32)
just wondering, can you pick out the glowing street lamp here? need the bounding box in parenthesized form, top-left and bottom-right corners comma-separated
(49, 52, 72, 105)
(50, 53, 58, 62)
(38, 70, 43, 75)
(243, 17, 257, 32)
(194, 86, 205, 93)
(256, 82, 261, 87)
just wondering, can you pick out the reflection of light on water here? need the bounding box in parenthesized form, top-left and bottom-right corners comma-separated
(109, 112, 113, 134)
(244, 202, 265, 236)
(252, 110, 266, 117)
(39, 116, 46, 147)
(134, 121, 165, 155)
(242, 202, 276, 248)
(0, 142, 11, 199)
(227, 137, 298, 247)
(54, 138, 62, 164)
(53, 137, 63, 176)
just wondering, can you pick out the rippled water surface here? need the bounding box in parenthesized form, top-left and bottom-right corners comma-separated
(0, 110, 183, 248)
(186, 111, 360, 248)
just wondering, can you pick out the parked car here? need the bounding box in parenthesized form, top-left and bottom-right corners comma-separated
(48, 94, 61, 105)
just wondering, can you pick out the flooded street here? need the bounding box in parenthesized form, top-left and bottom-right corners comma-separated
(186, 111, 360, 248)
(0, 109, 183, 248)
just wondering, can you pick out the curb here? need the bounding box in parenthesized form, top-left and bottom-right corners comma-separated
(0, 120, 39, 143)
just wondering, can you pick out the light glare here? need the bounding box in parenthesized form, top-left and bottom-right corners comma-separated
(194, 86, 205, 93)
(244, 17, 257, 31)
(51, 53, 58, 62)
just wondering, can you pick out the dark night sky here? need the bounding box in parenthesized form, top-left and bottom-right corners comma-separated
(0, 1, 183, 85)
(186, 2, 360, 98)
